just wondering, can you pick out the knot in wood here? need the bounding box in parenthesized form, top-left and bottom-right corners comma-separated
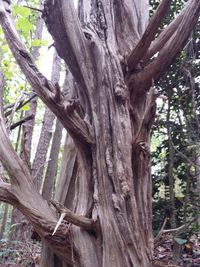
(114, 80, 127, 103)
(105, 147, 113, 177)
(121, 180, 130, 198)
(138, 142, 150, 158)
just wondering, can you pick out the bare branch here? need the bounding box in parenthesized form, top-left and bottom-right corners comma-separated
(131, 0, 200, 91)
(0, 181, 17, 205)
(23, 5, 43, 13)
(144, 5, 186, 61)
(154, 216, 198, 248)
(51, 200, 97, 232)
(10, 114, 34, 130)
(8, 90, 25, 129)
(0, 108, 74, 263)
(4, 93, 37, 116)
(127, 0, 172, 72)
(154, 218, 168, 246)
(0, 53, 76, 266)
(0, 0, 93, 145)
(43, 0, 94, 99)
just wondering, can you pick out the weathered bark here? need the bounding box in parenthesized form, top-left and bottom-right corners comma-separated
(166, 97, 176, 229)
(10, 4, 44, 241)
(0, 203, 9, 239)
(128, 0, 172, 71)
(40, 118, 63, 266)
(43, 1, 155, 266)
(42, 119, 63, 200)
(41, 134, 76, 267)
(0, 0, 199, 266)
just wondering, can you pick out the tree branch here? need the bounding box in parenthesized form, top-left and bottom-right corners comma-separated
(0, 0, 93, 145)
(127, 0, 172, 72)
(43, 0, 94, 100)
(130, 0, 200, 91)
(10, 114, 34, 130)
(23, 5, 43, 13)
(154, 216, 198, 248)
(144, 4, 186, 62)
(4, 93, 37, 116)
(51, 200, 97, 233)
(134, 86, 157, 143)
(0, 181, 17, 205)
(0, 94, 75, 263)
(154, 218, 168, 247)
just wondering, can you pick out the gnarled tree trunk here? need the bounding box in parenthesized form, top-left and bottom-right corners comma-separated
(0, 0, 199, 266)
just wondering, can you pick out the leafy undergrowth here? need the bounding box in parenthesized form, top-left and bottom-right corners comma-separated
(0, 239, 41, 267)
(153, 234, 200, 267)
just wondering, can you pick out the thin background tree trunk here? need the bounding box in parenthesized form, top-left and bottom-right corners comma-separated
(32, 51, 61, 191)
(0, 203, 8, 239)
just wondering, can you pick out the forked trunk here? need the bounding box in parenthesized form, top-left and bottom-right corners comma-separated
(43, 0, 154, 266)
(0, 0, 199, 266)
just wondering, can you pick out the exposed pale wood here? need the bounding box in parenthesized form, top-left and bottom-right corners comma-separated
(128, 0, 172, 71)
(51, 200, 96, 232)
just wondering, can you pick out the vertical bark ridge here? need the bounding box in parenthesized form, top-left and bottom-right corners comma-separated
(48, 0, 153, 266)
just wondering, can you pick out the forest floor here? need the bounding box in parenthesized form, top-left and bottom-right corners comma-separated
(0, 234, 199, 266)
(153, 233, 200, 266)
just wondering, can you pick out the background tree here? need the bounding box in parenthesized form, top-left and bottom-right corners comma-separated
(0, 0, 199, 267)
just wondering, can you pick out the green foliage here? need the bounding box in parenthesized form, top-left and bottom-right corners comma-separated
(13, 6, 31, 17)
(31, 38, 49, 47)
(16, 17, 34, 34)
(151, 0, 200, 234)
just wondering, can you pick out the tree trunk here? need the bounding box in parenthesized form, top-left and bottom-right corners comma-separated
(166, 96, 176, 229)
(0, 203, 9, 239)
(20, 9, 44, 166)
(42, 119, 63, 200)
(32, 52, 61, 191)
(43, 1, 154, 266)
(0, 0, 199, 267)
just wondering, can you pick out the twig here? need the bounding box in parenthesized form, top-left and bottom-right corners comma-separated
(7, 91, 25, 129)
(10, 114, 34, 130)
(23, 5, 43, 13)
(154, 216, 198, 247)
(4, 93, 37, 117)
(154, 217, 168, 245)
